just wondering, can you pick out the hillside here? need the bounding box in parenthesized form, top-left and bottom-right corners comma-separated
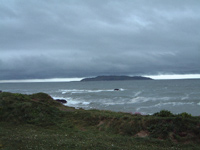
(0, 92, 200, 149)
(81, 75, 153, 81)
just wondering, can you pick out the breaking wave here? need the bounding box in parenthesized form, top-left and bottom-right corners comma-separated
(59, 88, 125, 94)
(53, 96, 91, 108)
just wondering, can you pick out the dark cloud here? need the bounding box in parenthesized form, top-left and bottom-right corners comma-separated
(0, 0, 200, 79)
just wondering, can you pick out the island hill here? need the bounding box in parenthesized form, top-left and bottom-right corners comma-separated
(81, 75, 153, 81)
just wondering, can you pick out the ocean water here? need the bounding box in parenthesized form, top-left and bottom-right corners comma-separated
(0, 79, 200, 116)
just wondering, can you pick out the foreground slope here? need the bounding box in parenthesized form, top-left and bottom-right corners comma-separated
(0, 92, 200, 149)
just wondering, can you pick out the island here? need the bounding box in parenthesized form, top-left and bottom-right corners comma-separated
(81, 75, 153, 81)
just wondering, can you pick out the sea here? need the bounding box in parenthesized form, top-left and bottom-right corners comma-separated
(0, 79, 200, 116)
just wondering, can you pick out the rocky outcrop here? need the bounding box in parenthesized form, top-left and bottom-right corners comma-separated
(114, 89, 120, 91)
(55, 99, 67, 104)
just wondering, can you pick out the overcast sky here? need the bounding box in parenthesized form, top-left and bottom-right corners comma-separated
(0, 0, 200, 80)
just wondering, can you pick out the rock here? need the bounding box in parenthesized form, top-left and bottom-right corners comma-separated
(114, 89, 120, 91)
(55, 99, 67, 104)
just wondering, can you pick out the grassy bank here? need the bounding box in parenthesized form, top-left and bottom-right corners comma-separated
(0, 92, 200, 149)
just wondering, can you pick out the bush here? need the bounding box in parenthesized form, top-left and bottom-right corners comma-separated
(178, 112, 192, 118)
(153, 110, 174, 117)
(147, 119, 174, 138)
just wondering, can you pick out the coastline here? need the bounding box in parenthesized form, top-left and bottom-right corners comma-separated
(1, 92, 200, 149)
(0, 78, 200, 116)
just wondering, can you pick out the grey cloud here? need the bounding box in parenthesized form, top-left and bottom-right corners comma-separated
(0, 0, 200, 79)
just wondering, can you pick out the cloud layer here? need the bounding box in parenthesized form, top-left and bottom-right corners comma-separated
(0, 0, 200, 79)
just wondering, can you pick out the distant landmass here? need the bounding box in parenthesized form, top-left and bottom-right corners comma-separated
(81, 75, 153, 81)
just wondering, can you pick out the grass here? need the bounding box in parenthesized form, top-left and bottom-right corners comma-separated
(0, 92, 200, 149)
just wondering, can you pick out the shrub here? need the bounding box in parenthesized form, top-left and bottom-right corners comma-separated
(147, 120, 174, 138)
(178, 112, 192, 118)
(153, 110, 174, 117)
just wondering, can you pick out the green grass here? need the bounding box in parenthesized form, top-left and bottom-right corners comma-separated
(1, 123, 196, 150)
(0, 92, 200, 150)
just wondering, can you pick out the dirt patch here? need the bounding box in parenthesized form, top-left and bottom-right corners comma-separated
(135, 130, 149, 138)
(169, 132, 178, 143)
(97, 121, 105, 127)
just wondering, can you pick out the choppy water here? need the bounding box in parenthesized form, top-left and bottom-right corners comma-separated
(1, 79, 200, 116)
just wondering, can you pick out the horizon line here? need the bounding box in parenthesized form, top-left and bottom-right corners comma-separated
(0, 74, 200, 83)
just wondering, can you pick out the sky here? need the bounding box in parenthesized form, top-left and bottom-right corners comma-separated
(0, 0, 200, 80)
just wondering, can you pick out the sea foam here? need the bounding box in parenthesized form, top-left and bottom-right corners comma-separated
(53, 96, 91, 107)
(59, 89, 118, 94)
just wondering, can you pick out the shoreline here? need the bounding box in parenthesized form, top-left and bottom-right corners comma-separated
(1, 92, 200, 149)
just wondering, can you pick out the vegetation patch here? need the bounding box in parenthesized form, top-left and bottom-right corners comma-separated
(0, 92, 200, 149)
